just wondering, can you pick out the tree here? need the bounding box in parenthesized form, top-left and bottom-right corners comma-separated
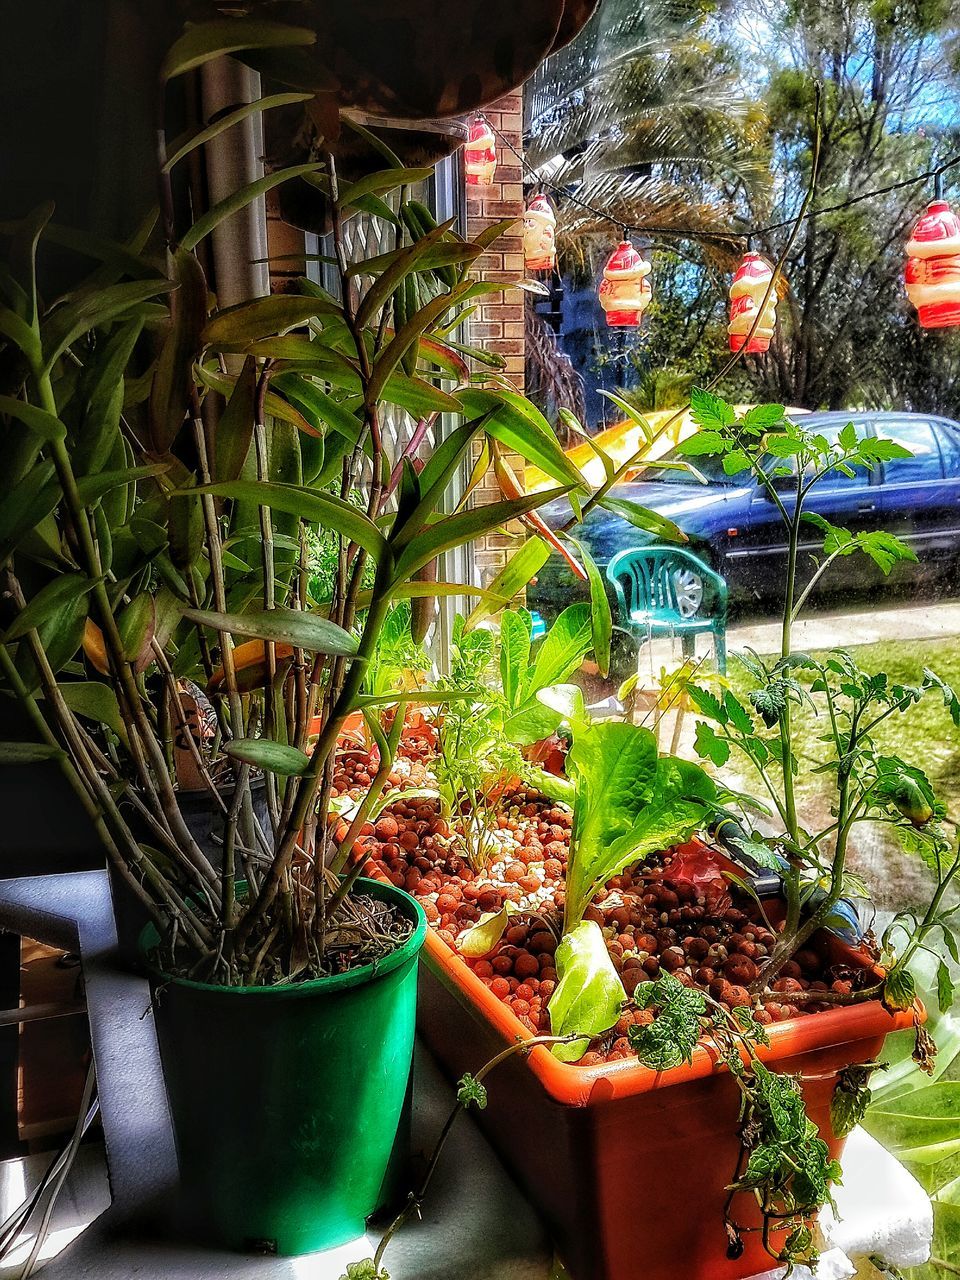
(737, 0, 960, 409)
(524, 0, 767, 250)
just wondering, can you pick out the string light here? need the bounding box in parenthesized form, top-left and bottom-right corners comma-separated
(728, 251, 777, 352)
(905, 193, 960, 330)
(523, 194, 557, 272)
(598, 241, 652, 327)
(464, 116, 497, 186)
(466, 114, 960, 336)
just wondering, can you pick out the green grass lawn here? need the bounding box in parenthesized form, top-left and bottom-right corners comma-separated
(725, 634, 960, 913)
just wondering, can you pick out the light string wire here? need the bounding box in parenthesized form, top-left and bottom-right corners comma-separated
(483, 114, 960, 249)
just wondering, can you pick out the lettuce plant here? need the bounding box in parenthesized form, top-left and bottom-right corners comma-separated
(560, 710, 718, 934)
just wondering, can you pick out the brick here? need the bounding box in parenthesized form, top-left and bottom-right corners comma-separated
(487, 338, 523, 354)
(502, 321, 524, 339)
(468, 321, 503, 338)
(479, 201, 525, 218)
(473, 252, 504, 272)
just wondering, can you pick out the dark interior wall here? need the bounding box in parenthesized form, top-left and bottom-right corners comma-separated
(0, 1, 180, 875)
(0, 1, 179, 244)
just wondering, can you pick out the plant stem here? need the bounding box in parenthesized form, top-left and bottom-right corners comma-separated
(371, 1034, 579, 1272)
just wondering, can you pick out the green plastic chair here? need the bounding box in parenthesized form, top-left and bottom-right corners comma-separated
(606, 546, 728, 674)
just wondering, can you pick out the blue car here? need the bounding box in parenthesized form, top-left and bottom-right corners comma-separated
(531, 410, 960, 625)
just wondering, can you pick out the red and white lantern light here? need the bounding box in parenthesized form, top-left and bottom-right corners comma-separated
(598, 241, 652, 327)
(728, 251, 778, 353)
(905, 199, 960, 329)
(523, 194, 557, 272)
(464, 116, 497, 186)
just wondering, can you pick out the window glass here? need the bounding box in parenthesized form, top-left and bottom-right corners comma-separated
(814, 421, 871, 490)
(934, 422, 960, 476)
(877, 421, 942, 483)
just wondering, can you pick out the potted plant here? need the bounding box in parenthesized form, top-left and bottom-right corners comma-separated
(345, 395, 958, 1280)
(0, 14, 592, 1255)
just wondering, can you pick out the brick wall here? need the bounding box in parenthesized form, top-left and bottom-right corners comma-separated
(465, 93, 528, 583)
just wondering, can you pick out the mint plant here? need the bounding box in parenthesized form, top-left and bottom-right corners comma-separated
(628, 973, 842, 1269)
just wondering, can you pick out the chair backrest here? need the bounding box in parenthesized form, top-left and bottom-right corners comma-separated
(606, 546, 727, 621)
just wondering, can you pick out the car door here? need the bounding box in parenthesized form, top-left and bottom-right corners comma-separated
(876, 418, 949, 577)
(800, 421, 884, 590)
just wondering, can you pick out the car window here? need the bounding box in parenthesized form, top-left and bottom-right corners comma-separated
(933, 422, 960, 477)
(877, 421, 943, 483)
(811, 421, 871, 490)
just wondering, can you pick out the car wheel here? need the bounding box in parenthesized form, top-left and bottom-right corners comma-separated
(673, 564, 705, 618)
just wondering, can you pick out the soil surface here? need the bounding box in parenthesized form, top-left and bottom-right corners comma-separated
(334, 725, 877, 1064)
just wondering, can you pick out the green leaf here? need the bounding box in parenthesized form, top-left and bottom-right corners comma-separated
(149, 248, 207, 452)
(499, 610, 531, 709)
(353, 218, 458, 331)
(339, 167, 435, 209)
(160, 19, 315, 81)
(188, 480, 386, 562)
(743, 404, 786, 429)
(270, 372, 362, 444)
(458, 387, 586, 492)
(549, 921, 625, 1062)
(456, 1073, 488, 1110)
(465, 537, 550, 629)
(860, 437, 913, 462)
(162, 92, 312, 172)
(694, 719, 730, 766)
(571, 538, 611, 678)
(0, 743, 64, 764)
(937, 961, 955, 1015)
(598, 497, 686, 543)
(202, 293, 339, 346)
(117, 594, 156, 664)
(59, 681, 124, 736)
(722, 449, 751, 475)
(598, 390, 654, 440)
(182, 606, 358, 655)
(4, 575, 95, 642)
(677, 430, 725, 457)
(0, 306, 41, 365)
(0, 397, 66, 442)
(393, 486, 571, 580)
(564, 720, 716, 928)
(882, 967, 917, 1013)
(181, 164, 324, 253)
(76, 464, 169, 508)
(224, 737, 310, 776)
(214, 356, 256, 481)
(524, 604, 593, 700)
(689, 387, 735, 431)
(42, 279, 177, 374)
(629, 973, 707, 1070)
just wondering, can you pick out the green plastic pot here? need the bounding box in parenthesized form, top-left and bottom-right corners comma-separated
(142, 878, 426, 1256)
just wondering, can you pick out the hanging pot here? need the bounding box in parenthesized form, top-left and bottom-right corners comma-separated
(232, 0, 597, 120)
(229, 0, 600, 230)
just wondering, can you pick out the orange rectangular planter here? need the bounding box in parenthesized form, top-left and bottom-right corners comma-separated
(415, 922, 915, 1280)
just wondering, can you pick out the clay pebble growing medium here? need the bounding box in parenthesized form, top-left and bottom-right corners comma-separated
(332, 724, 868, 1064)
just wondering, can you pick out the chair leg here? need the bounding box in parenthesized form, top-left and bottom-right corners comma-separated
(681, 632, 695, 664)
(715, 628, 727, 676)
